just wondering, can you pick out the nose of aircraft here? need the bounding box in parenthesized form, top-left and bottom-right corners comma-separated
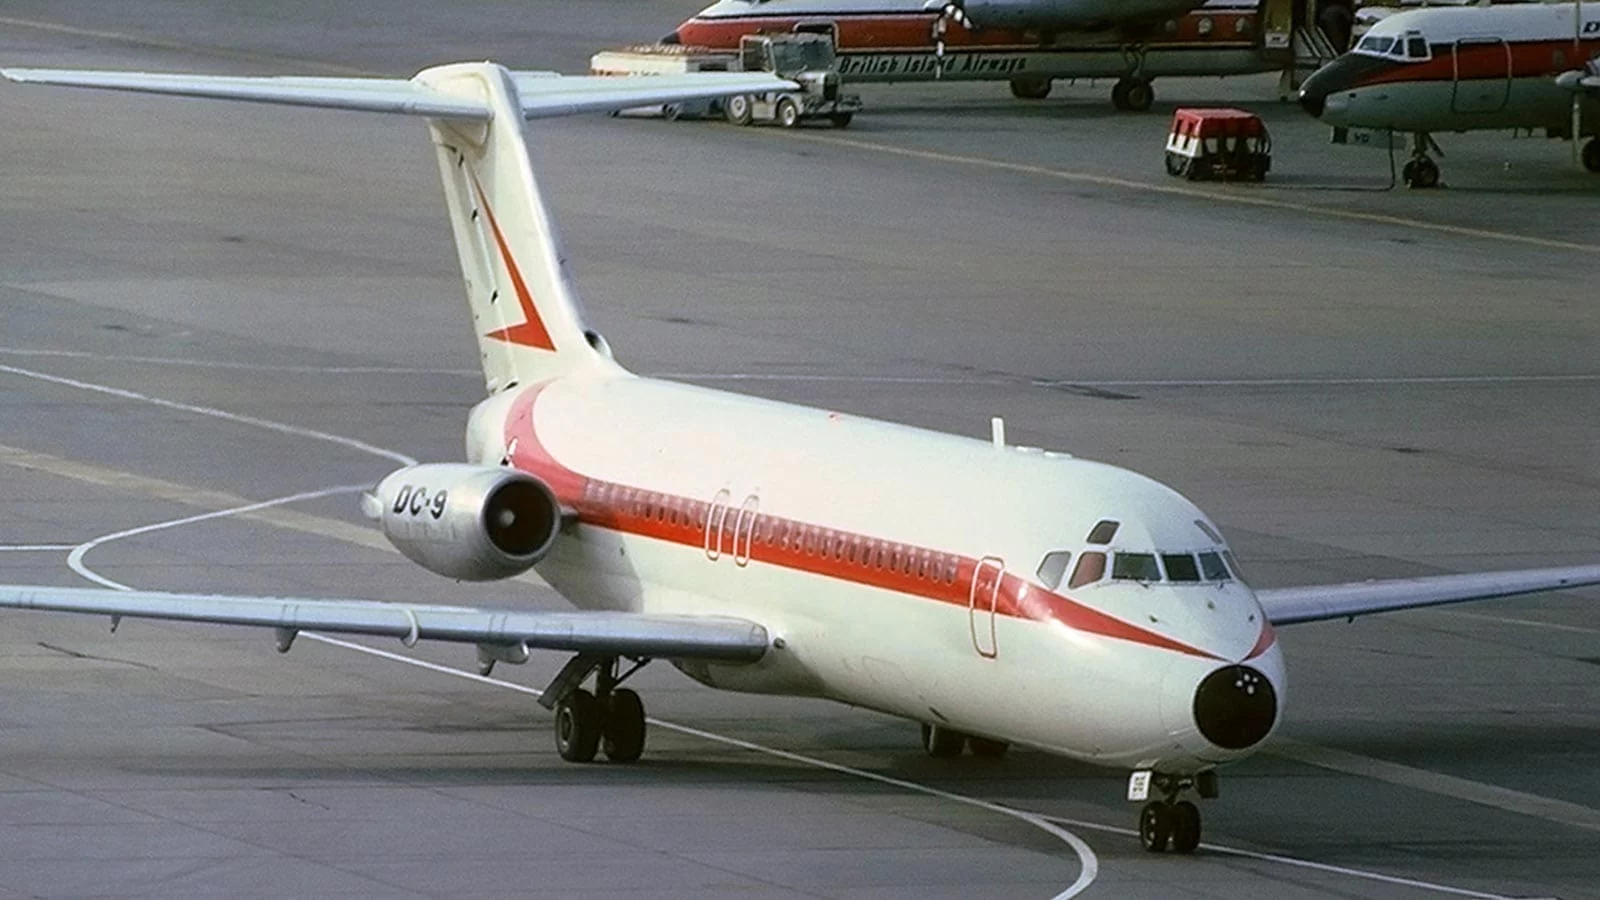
(1193, 664, 1277, 750)
(1298, 81, 1327, 119)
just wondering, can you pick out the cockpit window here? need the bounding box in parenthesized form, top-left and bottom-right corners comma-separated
(1162, 553, 1201, 582)
(1194, 519, 1223, 544)
(1222, 550, 1244, 579)
(1198, 551, 1230, 581)
(1112, 552, 1161, 582)
(1068, 551, 1106, 588)
(1086, 519, 1120, 544)
(1407, 36, 1427, 58)
(1357, 35, 1394, 55)
(1037, 551, 1072, 590)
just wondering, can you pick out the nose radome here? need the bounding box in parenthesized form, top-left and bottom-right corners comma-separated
(1193, 665, 1277, 750)
(1298, 85, 1326, 119)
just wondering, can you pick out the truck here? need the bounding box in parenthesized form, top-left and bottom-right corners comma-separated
(590, 33, 861, 128)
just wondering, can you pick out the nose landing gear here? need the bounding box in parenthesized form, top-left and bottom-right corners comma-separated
(1131, 770, 1217, 854)
(1402, 132, 1444, 189)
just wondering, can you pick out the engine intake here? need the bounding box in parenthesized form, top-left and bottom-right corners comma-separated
(366, 463, 562, 581)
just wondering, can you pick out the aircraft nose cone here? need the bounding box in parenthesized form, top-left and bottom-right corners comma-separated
(659, 29, 682, 45)
(1193, 665, 1277, 750)
(1298, 85, 1326, 119)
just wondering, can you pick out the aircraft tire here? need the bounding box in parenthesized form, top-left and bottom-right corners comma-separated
(1404, 156, 1440, 189)
(1138, 801, 1172, 853)
(921, 723, 967, 758)
(555, 688, 603, 762)
(663, 103, 682, 122)
(1009, 76, 1052, 100)
(602, 688, 647, 763)
(1582, 138, 1600, 174)
(776, 97, 801, 128)
(967, 735, 1010, 758)
(1124, 79, 1154, 113)
(1170, 801, 1202, 854)
(1110, 79, 1130, 111)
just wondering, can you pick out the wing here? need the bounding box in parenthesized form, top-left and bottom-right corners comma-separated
(0, 68, 795, 121)
(0, 584, 768, 662)
(1256, 564, 1600, 626)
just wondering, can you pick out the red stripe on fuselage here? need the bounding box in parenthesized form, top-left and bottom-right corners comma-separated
(1341, 37, 1600, 88)
(505, 384, 1231, 661)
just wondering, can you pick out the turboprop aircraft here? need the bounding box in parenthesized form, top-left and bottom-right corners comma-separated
(1298, 1, 1600, 186)
(2, 61, 1599, 855)
(667, 0, 1293, 110)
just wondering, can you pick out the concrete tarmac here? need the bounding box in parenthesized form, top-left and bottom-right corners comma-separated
(0, 2, 1597, 898)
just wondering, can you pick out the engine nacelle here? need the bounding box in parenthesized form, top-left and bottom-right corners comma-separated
(949, 0, 1204, 30)
(365, 463, 562, 581)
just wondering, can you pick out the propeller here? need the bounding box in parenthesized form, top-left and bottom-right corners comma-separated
(924, 0, 972, 78)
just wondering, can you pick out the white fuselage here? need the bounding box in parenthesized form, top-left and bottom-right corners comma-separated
(466, 372, 1285, 773)
(1300, 3, 1600, 134)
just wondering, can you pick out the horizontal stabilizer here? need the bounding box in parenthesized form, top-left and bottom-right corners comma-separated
(0, 585, 770, 662)
(1257, 564, 1600, 625)
(0, 67, 796, 121)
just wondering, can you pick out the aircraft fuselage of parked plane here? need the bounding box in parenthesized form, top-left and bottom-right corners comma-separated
(1299, 2, 1600, 186)
(669, 0, 1293, 109)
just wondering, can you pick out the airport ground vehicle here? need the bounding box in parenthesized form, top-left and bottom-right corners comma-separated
(592, 34, 861, 126)
(1164, 107, 1272, 180)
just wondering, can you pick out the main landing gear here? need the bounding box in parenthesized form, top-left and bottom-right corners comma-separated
(1583, 137, 1600, 174)
(1111, 77, 1155, 112)
(1132, 770, 1217, 854)
(543, 654, 650, 763)
(1402, 132, 1443, 189)
(920, 723, 1011, 759)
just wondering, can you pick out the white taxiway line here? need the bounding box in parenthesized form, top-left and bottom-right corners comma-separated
(13, 361, 1582, 899)
(0, 347, 477, 377)
(64, 502, 1101, 900)
(0, 362, 418, 467)
(0, 545, 77, 552)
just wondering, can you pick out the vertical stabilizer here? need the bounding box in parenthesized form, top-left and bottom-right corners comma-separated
(414, 63, 618, 392)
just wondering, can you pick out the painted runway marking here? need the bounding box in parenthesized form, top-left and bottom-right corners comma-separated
(0, 347, 476, 377)
(0, 363, 417, 466)
(13, 355, 1591, 897)
(63, 508, 1101, 900)
(0, 15, 374, 75)
(1442, 609, 1600, 636)
(775, 130, 1600, 255)
(0, 544, 75, 552)
(1273, 738, 1600, 833)
(1034, 814, 1514, 900)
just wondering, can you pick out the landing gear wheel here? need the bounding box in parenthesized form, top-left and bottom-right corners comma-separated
(1170, 800, 1202, 854)
(724, 94, 753, 126)
(1009, 76, 1052, 100)
(776, 97, 801, 128)
(1403, 155, 1439, 189)
(921, 723, 966, 758)
(829, 112, 853, 128)
(1582, 138, 1600, 174)
(1139, 801, 1172, 853)
(555, 689, 602, 762)
(1112, 78, 1153, 112)
(662, 103, 682, 122)
(968, 736, 1010, 758)
(602, 688, 647, 763)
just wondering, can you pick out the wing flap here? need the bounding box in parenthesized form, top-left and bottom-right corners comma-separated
(1257, 564, 1600, 626)
(0, 585, 768, 662)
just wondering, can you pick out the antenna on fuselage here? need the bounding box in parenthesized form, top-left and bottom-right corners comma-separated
(990, 416, 1006, 448)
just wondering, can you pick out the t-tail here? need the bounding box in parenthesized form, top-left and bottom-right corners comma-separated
(1, 62, 794, 392)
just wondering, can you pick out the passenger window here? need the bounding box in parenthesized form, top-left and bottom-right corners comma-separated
(1112, 552, 1161, 582)
(1163, 553, 1201, 582)
(1036, 551, 1073, 590)
(1068, 551, 1106, 588)
(1198, 551, 1230, 581)
(1086, 520, 1120, 544)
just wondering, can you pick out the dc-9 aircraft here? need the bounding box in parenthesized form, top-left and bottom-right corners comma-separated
(2, 62, 1597, 855)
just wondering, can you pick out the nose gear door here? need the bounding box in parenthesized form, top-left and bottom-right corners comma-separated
(968, 556, 1003, 658)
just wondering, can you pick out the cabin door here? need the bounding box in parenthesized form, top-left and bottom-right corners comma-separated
(968, 556, 1003, 659)
(1451, 39, 1511, 114)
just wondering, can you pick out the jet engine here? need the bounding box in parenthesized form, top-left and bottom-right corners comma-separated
(364, 463, 562, 581)
(935, 0, 1205, 30)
